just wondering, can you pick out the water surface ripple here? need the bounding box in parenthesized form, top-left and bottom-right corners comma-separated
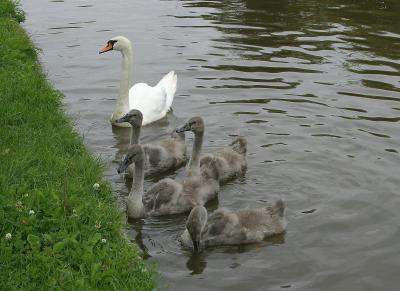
(21, 0, 400, 290)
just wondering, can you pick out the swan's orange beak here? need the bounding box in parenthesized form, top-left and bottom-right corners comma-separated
(99, 42, 113, 54)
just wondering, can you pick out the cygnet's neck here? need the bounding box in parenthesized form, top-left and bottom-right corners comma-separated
(187, 206, 208, 251)
(113, 46, 133, 121)
(127, 157, 145, 218)
(187, 130, 204, 176)
(130, 124, 141, 145)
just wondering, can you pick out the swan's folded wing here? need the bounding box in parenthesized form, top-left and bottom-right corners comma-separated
(205, 209, 247, 246)
(156, 70, 177, 110)
(129, 83, 167, 124)
(143, 145, 163, 168)
(144, 178, 177, 211)
(207, 209, 234, 236)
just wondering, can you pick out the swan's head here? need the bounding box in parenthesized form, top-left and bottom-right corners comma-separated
(186, 205, 208, 252)
(176, 116, 204, 134)
(99, 36, 131, 54)
(117, 144, 145, 174)
(115, 109, 143, 127)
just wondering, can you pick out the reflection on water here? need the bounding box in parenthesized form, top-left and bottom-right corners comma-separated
(186, 251, 207, 275)
(21, 0, 400, 290)
(129, 218, 152, 260)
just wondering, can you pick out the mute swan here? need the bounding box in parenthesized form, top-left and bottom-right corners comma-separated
(176, 117, 247, 182)
(99, 36, 178, 126)
(117, 144, 220, 219)
(181, 200, 286, 251)
(116, 109, 187, 178)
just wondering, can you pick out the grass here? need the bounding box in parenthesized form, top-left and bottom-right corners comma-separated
(0, 1, 157, 290)
(0, 0, 24, 22)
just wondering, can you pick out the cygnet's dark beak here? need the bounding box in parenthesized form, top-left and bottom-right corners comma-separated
(176, 123, 191, 133)
(115, 114, 130, 123)
(117, 156, 130, 174)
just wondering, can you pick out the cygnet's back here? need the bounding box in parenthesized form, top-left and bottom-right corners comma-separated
(181, 200, 286, 250)
(206, 200, 285, 246)
(143, 157, 220, 216)
(143, 131, 187, 176)
(201, 136, 247, 183)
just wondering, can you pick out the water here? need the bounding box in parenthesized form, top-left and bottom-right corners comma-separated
(21, 0, 400, 290)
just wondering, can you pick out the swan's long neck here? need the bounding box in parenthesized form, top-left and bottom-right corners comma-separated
(130, 125, 141, 145)
(187, 130, 204, 176)
(127, 158, 145, 218)
(130, 159, 144, 197)
(113, 46, 133, 121)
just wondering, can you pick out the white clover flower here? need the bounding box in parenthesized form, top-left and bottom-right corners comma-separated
(5, 233, 12, 240)
(15, 201, 23, 211)
(95, 220, 102, 229)
(29, 210, 35, 215)
(24, 193, 29, 198)
(101, 238, 107, 244)
(93, 183, 100, 191)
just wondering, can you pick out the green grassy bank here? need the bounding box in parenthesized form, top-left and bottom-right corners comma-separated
(0, 1, 156, 289)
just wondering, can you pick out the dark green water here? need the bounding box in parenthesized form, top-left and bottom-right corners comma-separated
(22, 0, 400, 290)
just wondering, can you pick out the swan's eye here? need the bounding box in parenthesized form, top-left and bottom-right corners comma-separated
(108, 40, 118, 46)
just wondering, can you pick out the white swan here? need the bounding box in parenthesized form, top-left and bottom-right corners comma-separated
(99, 36, 177, 126)
(181, 201, 286, 251)
(117, 144, 220, 219)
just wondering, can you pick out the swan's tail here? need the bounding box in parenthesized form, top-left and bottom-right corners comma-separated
(230, 136, 247, 155)
(274, 199, 285, 217)
(156, 70, 177, 111)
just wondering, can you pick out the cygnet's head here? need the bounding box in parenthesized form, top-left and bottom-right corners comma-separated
(115, 109, 143, 127)
(117, 144, 145, 174)
(99, 36, 131, 54)
(186, 205, 208, 252)
(176, 116, 204, 134)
